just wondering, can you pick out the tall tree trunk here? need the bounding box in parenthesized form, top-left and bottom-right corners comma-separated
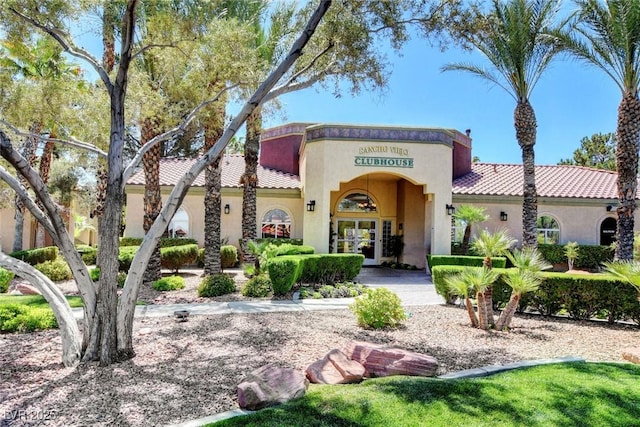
(615, 93, 640, 260)
(35, 134, 55, 248)
(142, 119, 162, 284)
(102, 1, 117, 73)
(464, 295, 478, 328)
(240, 108, 261, 263)
(203, 119, 224, 275)
(13, 123, 39, 252)
(461, 224, 472, 254)
(515, 100, 538, 249)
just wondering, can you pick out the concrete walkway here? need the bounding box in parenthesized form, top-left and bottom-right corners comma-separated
(72, 267, 445, 320)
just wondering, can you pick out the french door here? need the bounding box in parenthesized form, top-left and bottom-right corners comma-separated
(336, 219, 377, 265)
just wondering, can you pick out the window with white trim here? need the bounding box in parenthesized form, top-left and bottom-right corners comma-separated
(168, 208, 189, 238)
(537, 215, 559, 244)
(261, 209, 291, 239)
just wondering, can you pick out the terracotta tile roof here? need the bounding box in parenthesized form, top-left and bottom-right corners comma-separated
(127, 155, 301, 189)
(453, 163, 620, 199)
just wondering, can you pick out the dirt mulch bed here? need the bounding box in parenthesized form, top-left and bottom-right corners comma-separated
(1, 299, 640, 426)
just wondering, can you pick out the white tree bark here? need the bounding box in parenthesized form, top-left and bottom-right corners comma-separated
(0, 252, 81, 367)
(116, 0, 333, 354)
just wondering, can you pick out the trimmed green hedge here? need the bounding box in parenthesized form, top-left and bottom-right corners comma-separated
(269, 254, 364, 286)
(221, 245, 238, 268)
(160, 244, 199, 273)
(274, 244, 315, 256)
(0, 268, 14, 293)
(427, 255, 507, 270)
(119, 237, 198, 247)
(153, 275, 185, 291)
(267, 257, 303, 295)
(35, 258, 72, 282)
(256, 238, 304, 246)
(118, 246, 139, 272)
(538, 244, 614, 269)
(76, 245, 97, 265)
(432, 265, 640, 324)
(0, 303, 57, 333)
(10, 246, 58, 265)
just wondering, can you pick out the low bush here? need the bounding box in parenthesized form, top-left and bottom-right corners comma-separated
(427, 255, 507, 270)
(77, 245, 97, 265)
(35, 259, 72, 282)
(198, 274, 236, 297)
(0, 268, 14, 293)
(120, 237, 143, 246)
(267, 257, 303, 295)
(160, 244, 199, 273)
(298, 282, 365, 299)
(118, 246, 138, 271)
(153, 275, 185, 291)
(274, 244, 315, 256)
(89, 268, 127, 287)
(284, 254, 363, 285)
(255, 238, 304, 247)
(0, 303, 57, 333)
(160, 237, 198, 247)
(349, 288, 407, 329)
(241, 275, 272, 297)
(221, 245, 238, 269)
(538, 244, 614, 270)
(10, 246, 58, 265)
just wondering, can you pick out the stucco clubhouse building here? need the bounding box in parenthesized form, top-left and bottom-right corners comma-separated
(0, 122, 630, 267)
(121, 123, 629, 269)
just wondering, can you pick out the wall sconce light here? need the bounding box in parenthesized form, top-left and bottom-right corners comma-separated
(224, 204, 230, 215)
(606, 205, 614, 212)
(500, 211, 508, 221)
(446, 204, 455, 215)
(306, 200, 316, 212)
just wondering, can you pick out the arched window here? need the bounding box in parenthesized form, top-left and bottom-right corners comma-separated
(537, 215, 559, 244)
(337, 193, 376, 213)
(261, 209, 291, 239)
(168, 208, 189, 238)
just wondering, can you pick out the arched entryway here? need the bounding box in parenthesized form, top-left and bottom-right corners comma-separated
(600, 217, 616, 246)
(334, 192, 379, 266)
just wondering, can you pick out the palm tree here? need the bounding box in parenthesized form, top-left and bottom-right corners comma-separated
(453, 205, 489, 254)
(448, 267, 501, 329)
(603, 261, 640, 294)
(471, 229, 517, 328)
(495, 270, 542, 330)
(445, 270, 479, 327)
(443, 0, 564, 249)
(554, 0, 640, 260)
(564, 241, 579, 271)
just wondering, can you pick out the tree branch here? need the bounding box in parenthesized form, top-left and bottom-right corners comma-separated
(0, 166, 55, 237)
(0, 119, 108, 158)
(8, 7, 113, 93)
(122, 83, 240, 186)
(117, 0, 334, 349)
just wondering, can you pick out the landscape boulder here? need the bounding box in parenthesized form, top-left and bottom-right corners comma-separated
(306, 349, 366, 384)
(237, 364, 309, 410)
(343, 341, 438, 378)
(622, 348, 640, 365)
(11, 283, 41, 295)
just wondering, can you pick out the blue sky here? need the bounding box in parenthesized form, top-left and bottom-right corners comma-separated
(265, 34, 622, 166)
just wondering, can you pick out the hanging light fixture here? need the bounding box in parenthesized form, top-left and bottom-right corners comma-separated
(362, 175, 376, 212)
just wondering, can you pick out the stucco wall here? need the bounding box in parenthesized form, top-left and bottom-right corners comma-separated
(124, 187, 303, 249)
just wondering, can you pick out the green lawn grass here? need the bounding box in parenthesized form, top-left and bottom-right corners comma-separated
(0, 294, 84, 308)
(213, 362, 640, 427)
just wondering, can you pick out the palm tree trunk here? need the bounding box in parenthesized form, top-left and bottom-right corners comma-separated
(36, 133, 55, 247)
(102, 1, 117, 73)
(142, 119, 162, 285)
(515, 100, 538, 249)
(495, 292, 521, 331)
(614, 93, 640, 260)
(241, 108, 261, 263)
(461, 224, 472, 254)
(476, 291, 487, 329)
(465, 295, 478, 328)
(13, 123, 39, 252)
(203, 124, 223, 275)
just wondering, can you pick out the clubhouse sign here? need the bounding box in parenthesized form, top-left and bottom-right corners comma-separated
(354, 145, 414, 168)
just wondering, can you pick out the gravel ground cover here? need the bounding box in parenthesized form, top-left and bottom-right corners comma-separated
(1, 270, 639, 426)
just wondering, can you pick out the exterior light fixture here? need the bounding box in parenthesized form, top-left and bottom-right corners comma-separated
(500, 211, 508, 221)
(446, 204, 455, 215)
(606, 205, 614, 212)
(224, 204, 230, 215)
(306, 200, 316, 212)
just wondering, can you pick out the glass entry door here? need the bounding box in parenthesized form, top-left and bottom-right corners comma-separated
(336, 219, 377, 265)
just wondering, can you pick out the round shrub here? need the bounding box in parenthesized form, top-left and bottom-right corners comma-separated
(77, 245, 97, 265)
(0, 268, 15, 293)
(0, 304, 57, 333)
(198, 274, 236, 297)
(349, 288, 407, 329)
(241, 275, 272, 297)
(221, 245, 238, 269)
(35, 259, 72, 282)
(153, 275, 185, 291)
(89, 268, 127, 288)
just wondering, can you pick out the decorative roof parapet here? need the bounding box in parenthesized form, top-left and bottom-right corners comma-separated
(304, 124, 463, 146)
(261, 123, 313, 141)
